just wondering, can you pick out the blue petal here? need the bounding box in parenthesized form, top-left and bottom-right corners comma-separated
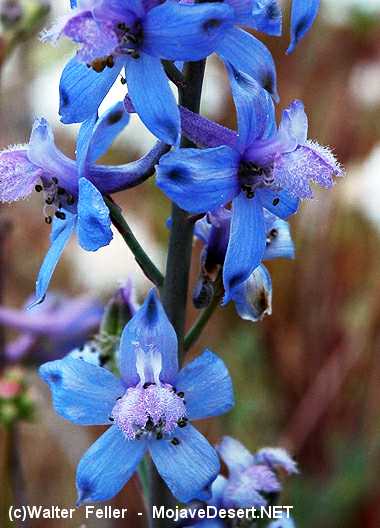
(174, 349, 234, 420)
(287, 0, 320, 53)
(149, 424, 220, 503)
(77, 178, 113, 251)
(278, 100, 308, 145)
(264, 216, 295, 260)
(76, 114, 97, 178)
(77, 102, 130, 176)
(272, 142, 342, 199)
(226, 64, 276, 151)
(256, 188, 299, 219)
(223, 193, 266, 303)
(32, 215, 77, 308)
(217, 436, 254, 476)
(223, 464, 279, 507)
(59, 57, 122, 124)
(39, 356, 124, 425)
(0, 147, 41, 203)
(28, 118, 78, 195)
(143, 1, 234, 61)
(119, 289, 179, 387)
(226, 0, 281, 37)
(249, 0, 282, 36)
(216, 27, 278, 102)
(255, 447, 298, 474)
(126, 53, 180, 145)
(156, 146, 240, 214)
(231, 264, 272, 322)
(76, 426, 147, 504)
(93, 0, 142, 22)
(70, 0, 77, 8)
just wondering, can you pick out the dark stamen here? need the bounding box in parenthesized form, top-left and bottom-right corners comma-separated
(55, 211, 66, 220)
(35, 184, 43, 192)
(171, 437, 180, 446)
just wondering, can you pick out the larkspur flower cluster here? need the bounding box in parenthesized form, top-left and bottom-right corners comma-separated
(0, 0, 342, 524)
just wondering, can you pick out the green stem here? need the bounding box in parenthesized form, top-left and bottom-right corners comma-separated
(162, 59, 206, 362)
(106, 197, 164, 289)
(151, 59, 206, 527)
(184, 289, 222, 352)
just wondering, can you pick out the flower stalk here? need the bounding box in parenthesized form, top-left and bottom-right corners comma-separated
(151, 59, 206, 525)
(106, 197, 164, 289)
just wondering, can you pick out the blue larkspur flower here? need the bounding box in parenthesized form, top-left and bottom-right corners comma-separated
(39, 289, 234, 504)
(194, 207, 294, 316)
(187, 437, 298, 527)
(0, 102, 167, 305)
(43, 0, 234, 143)
(157, 66, 342, 301)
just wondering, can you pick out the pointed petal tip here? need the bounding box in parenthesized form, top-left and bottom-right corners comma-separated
(286, 42, 296, 55)
(27, 294, 46, 311)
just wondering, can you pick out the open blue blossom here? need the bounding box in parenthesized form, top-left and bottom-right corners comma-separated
(0, 293, 102, 364)
(194, 207, 294, 315)
(188, 437, 298, 527)
(39, 289, 234, 504)
(0, 102, 167, 305)
(157, 67, 342, 301)
(44, 0, 234, 143)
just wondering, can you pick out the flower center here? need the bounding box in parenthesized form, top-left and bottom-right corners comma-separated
(238, 162, 274, 198)
(88, 21, 143, 73)
(34, 177, 75, 224)
(116, 21, 143, 59)
(111, 384, 187, 441)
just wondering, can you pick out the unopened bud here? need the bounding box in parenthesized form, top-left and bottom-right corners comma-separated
(193, 276, 214, 309)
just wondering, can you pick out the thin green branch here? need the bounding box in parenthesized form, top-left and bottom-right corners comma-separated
(184, 278, 223, 351)
(106, 197, 164, 288)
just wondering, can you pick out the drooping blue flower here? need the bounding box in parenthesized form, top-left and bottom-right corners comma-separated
(0, 293, 103, 364)
(39, 289, 234, 504)
(0, 102, 167, 305)
(187, 436, 298, 527)
(194, 207, 294, 315)
(157, 66, 342, 301)
(43, 0, 234, 143)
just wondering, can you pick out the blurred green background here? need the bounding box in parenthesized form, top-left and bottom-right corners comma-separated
(1, 0, 380, 526)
